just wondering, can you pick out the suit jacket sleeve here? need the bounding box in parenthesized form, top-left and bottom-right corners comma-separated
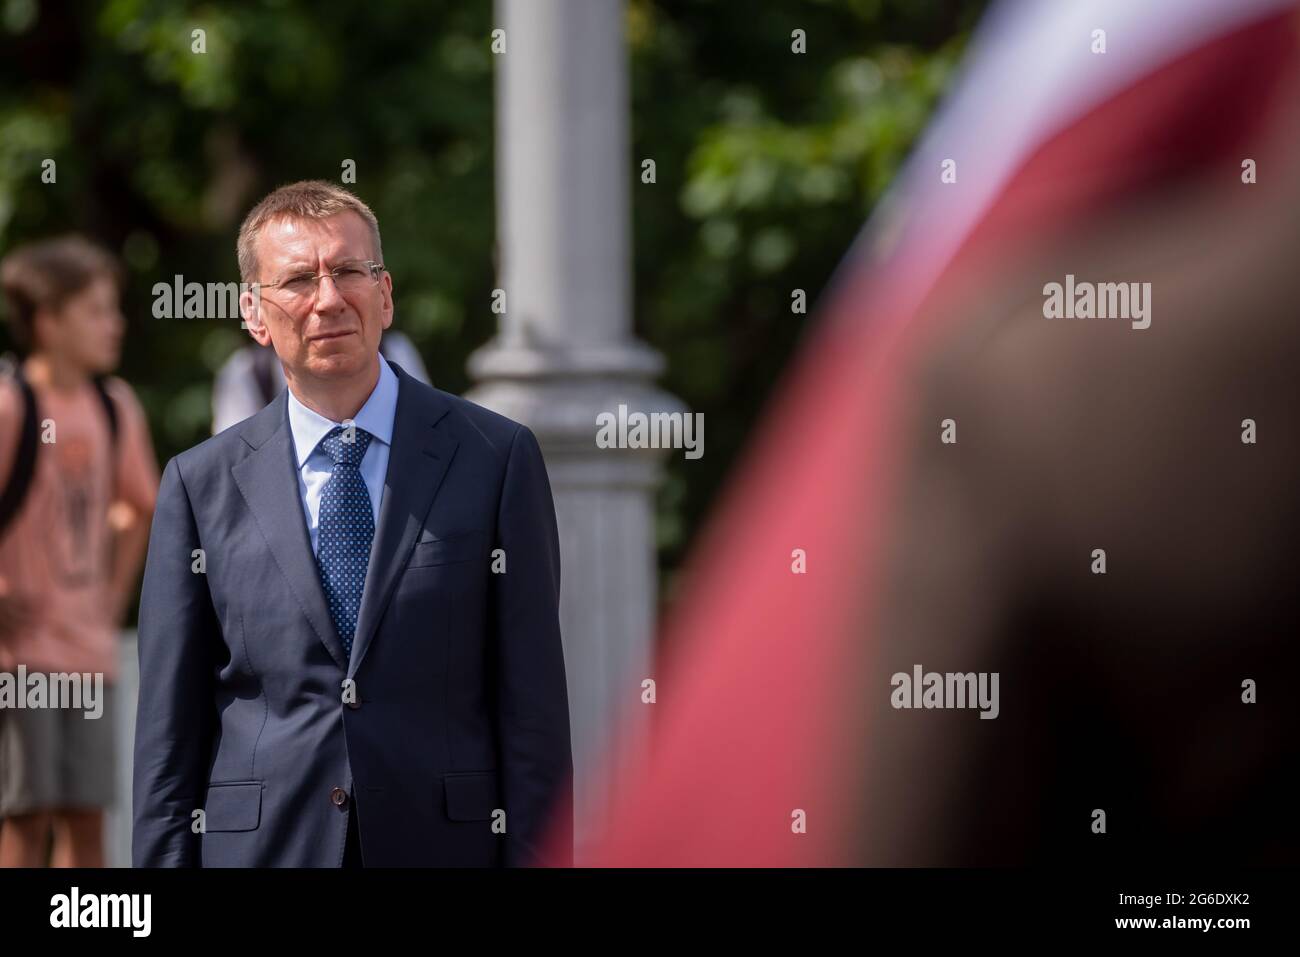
(132, 456, 220, 867)
(493, 424, 574, 866)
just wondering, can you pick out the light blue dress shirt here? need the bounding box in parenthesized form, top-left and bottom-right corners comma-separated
(286, 356, 399, 556)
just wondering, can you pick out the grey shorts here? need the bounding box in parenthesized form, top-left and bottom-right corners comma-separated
(0, 682, 116, 816)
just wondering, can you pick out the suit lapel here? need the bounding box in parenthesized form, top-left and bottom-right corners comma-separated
(350, 365, 459, 676)
(231, 395, 349, 670)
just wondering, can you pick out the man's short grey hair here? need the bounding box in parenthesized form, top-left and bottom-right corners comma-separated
(236, 180, 383, 283)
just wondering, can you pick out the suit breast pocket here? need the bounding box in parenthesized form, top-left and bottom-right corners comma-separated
(408, 531, 490, 569)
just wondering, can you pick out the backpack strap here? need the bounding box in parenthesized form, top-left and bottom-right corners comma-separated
(0, 370, 40, 539)
(0, 370, 121, 540)
(92, 375, 120, 442)
(92, 377, 120, 509)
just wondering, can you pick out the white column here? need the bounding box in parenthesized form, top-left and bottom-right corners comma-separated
(469, 0, 684, 861)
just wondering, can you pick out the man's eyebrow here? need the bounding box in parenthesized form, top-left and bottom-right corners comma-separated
(270, 255, 367, 275)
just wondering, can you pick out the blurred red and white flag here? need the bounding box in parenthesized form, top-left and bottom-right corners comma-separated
(553, 0, 1299, 867)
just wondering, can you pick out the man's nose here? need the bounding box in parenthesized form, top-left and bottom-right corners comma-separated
(313, 273, 347, 311)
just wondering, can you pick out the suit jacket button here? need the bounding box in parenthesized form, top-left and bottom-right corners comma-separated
(330, 787, 349, 809)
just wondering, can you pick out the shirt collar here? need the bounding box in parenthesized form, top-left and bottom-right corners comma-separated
(286, 355, 399, 468)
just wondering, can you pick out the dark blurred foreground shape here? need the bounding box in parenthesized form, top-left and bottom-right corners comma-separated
(574, 0, 1300, 866)
(862, 95, 1300, 868)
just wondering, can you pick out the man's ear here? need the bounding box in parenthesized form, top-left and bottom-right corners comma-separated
(380, 271, 394, 331)
(240, 288, 271, 346)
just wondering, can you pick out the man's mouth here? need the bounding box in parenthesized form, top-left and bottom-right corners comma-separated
(309, 330, 354, 342)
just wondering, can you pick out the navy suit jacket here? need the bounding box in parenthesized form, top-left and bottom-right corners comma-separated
(132, 362, 573, 867)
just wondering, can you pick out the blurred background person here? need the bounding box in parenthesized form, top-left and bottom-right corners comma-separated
(0, 236, 159, 867)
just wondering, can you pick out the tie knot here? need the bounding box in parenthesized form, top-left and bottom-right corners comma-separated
(319, 425, 372, 466)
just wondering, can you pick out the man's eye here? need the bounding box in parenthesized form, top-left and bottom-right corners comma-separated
(283, 274, 315, 290)
(335, 266, 366, 279)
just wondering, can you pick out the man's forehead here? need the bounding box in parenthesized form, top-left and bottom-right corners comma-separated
(257, 211, 372, 265)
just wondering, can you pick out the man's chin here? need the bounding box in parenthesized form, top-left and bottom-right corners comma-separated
(304, 346, 372, 378)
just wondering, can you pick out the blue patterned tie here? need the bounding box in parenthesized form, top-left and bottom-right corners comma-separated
(315, 425, 375, 659)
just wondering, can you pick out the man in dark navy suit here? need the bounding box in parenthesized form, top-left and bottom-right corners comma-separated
(132, 181, 572, 867)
